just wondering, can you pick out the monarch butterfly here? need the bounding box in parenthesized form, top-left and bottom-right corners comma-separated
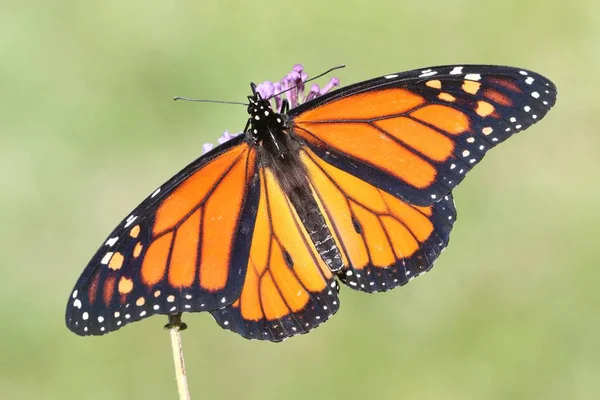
(66, 64, 556, 341)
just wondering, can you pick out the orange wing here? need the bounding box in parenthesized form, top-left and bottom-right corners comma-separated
(301, 148, 455, 292)
(289, 65, 557, 206)
(211, 167, 340, 341)
(66, 137, 260, 336)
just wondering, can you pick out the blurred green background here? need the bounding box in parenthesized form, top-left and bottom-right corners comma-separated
(2, 0, 599, 399)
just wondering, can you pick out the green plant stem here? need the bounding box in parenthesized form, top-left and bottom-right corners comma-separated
(168, 314, 190, 400)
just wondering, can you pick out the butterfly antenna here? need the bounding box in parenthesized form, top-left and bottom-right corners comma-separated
(268, 64, 345, 100)
(173, 96, 248, 106)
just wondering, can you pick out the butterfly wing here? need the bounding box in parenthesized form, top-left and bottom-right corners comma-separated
(290, 65, 557, 206)
(66, 136, 260, 335)
(211, 167, 340, 341)
(300, 148, 455, 292)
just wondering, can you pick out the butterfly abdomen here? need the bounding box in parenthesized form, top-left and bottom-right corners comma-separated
(288, 186, 344, 273)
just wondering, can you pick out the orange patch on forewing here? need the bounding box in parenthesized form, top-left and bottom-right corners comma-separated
(133, 242, 143, 258)
(301, 152, 370, 270)
(489, 77, 522, 93)
(482, 89, 513, 106)
(269, 240, 310, 312)
(260, 272, 289, 320)
(438, 92, 456, 102)
(153, 144, 247, 236)
(426, 80, 442, 89)
(296, 123, 436, 189)
(475, 101, 495, 117)
(462, 80, 481, 95)
(136, 297, 145, 306)
(295, 88, 425, 122)
(380, 216, 419, 258)
(118, 277, 133, 294)
(239, 262, 263, 321)
(140, 232, 173, 286)
(263, 170, 329, 292)
(169, 208, 201, 288)
(199, 156, 248, 291)
(102, 276, 116, 306)
(129, 225, 140, 238)
(410, 104, 470, 135)
(375, 117, 455, 162)
(108, 252, 124, 270)
(350, 202, 395, 267)
(88, 273, 100, 304)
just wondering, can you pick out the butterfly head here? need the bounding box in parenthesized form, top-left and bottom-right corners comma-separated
(246, 83, 288, 141)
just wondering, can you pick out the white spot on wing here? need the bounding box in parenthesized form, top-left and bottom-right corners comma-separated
(449, 66, 463, 75)
(101, 252, 114, 265)
(384, 74, 398, 79)
(124, 215, 137, 228)
(419, 69, 437, 77)
(465, 73, 481, 81)
(151, 188, 161, 198)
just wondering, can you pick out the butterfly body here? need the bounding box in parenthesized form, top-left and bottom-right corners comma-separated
(67, 64, 556, 341)
(247, 86, 345, 274)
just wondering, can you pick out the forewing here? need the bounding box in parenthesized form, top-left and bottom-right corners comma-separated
(66, 137, 260, 335)
(291, 65, 556, 206)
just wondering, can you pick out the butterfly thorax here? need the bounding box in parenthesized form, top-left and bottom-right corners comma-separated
(246, 95, 290, 156)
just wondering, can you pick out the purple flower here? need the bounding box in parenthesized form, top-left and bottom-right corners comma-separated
(203, 64, 340, 154)
(255, 64, 340, 112)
